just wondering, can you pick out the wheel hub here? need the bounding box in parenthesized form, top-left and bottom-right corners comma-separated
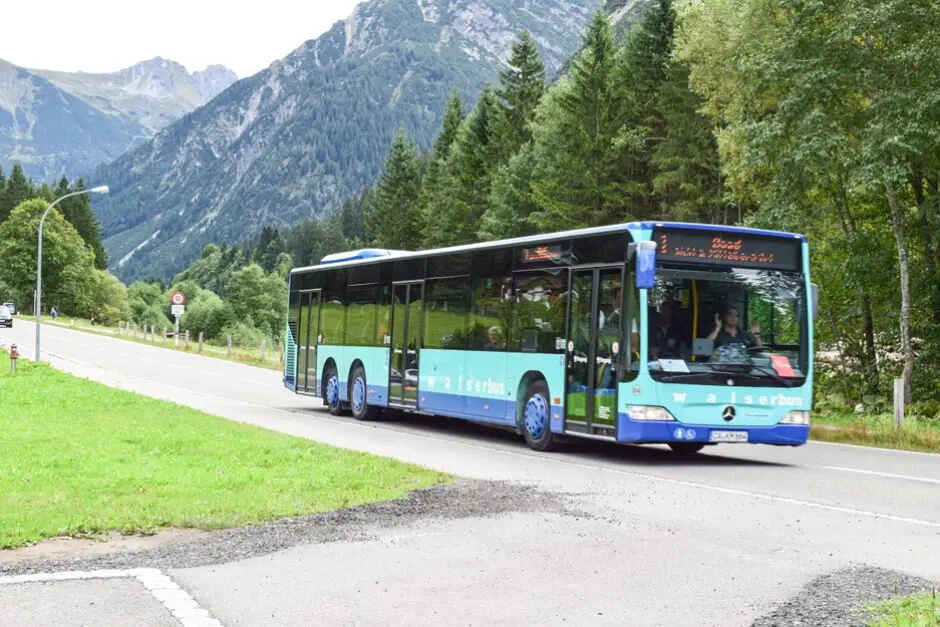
(326, 375, 339, 407)
(524, 394, 548, 439)
(353, 377, 365, 412)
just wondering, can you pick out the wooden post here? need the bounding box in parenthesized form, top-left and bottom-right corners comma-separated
(261, 338, 266, 362)
(893, 378, 905, 429)
(162, 327, 167, 343)
(227, 335, 232, 356)
(150, 325, 155, 342)
(185, 330, 190, 349)
(198, 332, 204, 354)
(174, 330, 179, 347)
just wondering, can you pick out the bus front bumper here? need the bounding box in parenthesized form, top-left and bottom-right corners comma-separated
(616, 415, 809, 446)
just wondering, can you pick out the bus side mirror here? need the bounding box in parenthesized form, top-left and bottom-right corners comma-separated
(811, 283, 819, 319)
(636, 241, 657, 289)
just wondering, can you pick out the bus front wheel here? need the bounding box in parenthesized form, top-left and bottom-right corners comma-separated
(668, 443, 705, 455)
(522, 380, 556, 452)
(349, 366, 380, 421)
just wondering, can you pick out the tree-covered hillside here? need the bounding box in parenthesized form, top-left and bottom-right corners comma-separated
(93, 0, 595, 282)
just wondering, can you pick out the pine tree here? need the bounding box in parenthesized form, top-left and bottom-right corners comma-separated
(367, 130, 423, 250)
(340, 189, 371, 243)
(619, 0, 679, 216)
(497, 30, 547, 155)
(3, 164, 33, 222)
(433, 91, 465, 161)
(479, 144, 540, 240)
(58, 178, 109, 269)
(652, 61, 723, 222)
(530, 11, 634, 230)
(424, 88, 501, 247)
(419, 92, 465, 241)
(0, 167, 7, 218)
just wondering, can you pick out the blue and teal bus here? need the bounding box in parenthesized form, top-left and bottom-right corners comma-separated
(284, 222, 814, 453)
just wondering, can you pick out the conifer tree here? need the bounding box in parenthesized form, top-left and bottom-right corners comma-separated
(479, 144, 540, 240)
(530, 11, 634, 230)
(367, 130, 423, 250)
(3, 164, 33, 223)
(0, 166, 6, 218)
(497, 30, 546, 154)
(424, 88, 500, 246)
(652, 60, 722, 222)
(57, 178, 108, 269)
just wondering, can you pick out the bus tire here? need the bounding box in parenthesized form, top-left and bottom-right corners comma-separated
(349, 366, 380, 421)
(668, 443, 705, 455)
(521, 380, 556, 452)
(324, 365, 347, 416)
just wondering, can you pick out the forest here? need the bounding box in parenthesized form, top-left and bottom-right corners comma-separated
(1, 0, 937, 418)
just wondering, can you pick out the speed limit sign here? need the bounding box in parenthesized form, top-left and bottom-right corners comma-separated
(171, 291, 186, 306)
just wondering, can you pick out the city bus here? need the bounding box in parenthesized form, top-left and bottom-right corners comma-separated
(284, 222, 814, 453)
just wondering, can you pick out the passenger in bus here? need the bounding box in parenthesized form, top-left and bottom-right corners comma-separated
(708, 306, 762, 348)
(483, 326, 505, 350)
(651, 299, 683, 359)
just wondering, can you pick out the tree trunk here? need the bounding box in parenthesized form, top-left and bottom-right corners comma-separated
(912, 173, 940, 324)
(884, 177, 914, 404)
(834, 172, 878, 390)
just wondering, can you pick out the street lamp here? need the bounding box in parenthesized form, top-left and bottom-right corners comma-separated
(35, 185, 109, 362)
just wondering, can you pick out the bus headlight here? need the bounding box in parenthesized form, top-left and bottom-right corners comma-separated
(781, 410, 810, 425)
(627, 406, 676, 421)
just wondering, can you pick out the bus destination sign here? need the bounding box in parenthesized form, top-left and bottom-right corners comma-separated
(652, 228, 801, 271)
(521, 244, 563, 263)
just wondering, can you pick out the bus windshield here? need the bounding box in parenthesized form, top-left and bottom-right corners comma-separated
(647, 266, 807, 387)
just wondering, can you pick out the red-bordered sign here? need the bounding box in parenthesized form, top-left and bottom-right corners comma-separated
(170, 291, 186, 306)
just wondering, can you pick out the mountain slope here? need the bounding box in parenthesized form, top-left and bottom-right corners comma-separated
(93, 0, 594, 281)
(0, 58, 236, 181)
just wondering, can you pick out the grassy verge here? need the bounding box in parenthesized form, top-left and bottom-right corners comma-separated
(812, 411, 940, 454)
(34, 315, 281, 371)
(0, 351, 448, 549)
(866, 590, 940, 626)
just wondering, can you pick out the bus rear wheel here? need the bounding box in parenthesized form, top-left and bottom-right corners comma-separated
(668, 443, 705, 455)
(522, 380, 556, 452)
(349, 366, 380, 421)
(324, 366, 348, 416)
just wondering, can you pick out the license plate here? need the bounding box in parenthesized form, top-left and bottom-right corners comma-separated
(710, 430, 748, 443)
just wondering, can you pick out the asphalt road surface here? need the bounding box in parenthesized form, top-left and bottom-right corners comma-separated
(2, 319, 938, 626)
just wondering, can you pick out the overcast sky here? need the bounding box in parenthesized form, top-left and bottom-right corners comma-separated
(1, 0, 362, 78)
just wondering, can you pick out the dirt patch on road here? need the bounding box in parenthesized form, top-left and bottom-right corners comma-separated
(0, 529, 205, 564)
(0, 479, 577, 576)
(752, 566, 938, 626)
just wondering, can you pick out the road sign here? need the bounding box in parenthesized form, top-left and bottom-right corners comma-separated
(171, 291, 186, 306)
(171, 304, 185, 316)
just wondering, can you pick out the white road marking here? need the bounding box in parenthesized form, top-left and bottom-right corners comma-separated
(0, 568, 221, 627)
(199, 370, 220, 377)
(166, 364, 187, 370)
(821, 465, 940, 485)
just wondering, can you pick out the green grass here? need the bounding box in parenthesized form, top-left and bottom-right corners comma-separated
(0, 351, 448, 549)
(812, 411, 940, 454)
(866, 591, 940, 626)
(37, 315, 282, 371)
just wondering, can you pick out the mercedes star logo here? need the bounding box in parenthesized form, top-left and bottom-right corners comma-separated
(722, 406, 736, 422)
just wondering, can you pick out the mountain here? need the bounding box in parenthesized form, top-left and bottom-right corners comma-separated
(0, 58, 236, 181)
(92, 0, 594, 282)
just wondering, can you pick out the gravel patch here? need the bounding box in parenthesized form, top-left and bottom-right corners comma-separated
(0, 479, 576, 576)
(752, 566, 938, 626)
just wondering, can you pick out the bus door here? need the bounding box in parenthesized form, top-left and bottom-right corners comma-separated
(297, 290, 321, 394)
(389, 281, 423, 407)
(565, 266, 623, 438)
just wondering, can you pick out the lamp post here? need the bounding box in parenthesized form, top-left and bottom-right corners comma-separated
(35, 185, 109, 362)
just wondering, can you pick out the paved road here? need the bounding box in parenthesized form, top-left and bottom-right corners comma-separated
(2, 319, 938, 626)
